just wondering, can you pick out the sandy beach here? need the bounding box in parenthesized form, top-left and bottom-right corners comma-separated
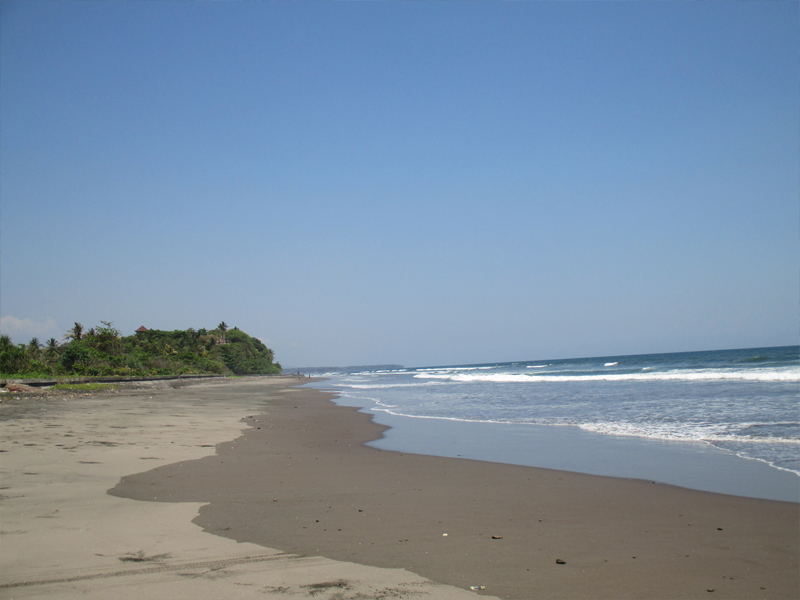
(0, 378, 488, 600)
(2, 378, 798, 599)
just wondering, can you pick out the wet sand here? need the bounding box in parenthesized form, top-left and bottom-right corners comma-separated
(106, 380, 798, 599)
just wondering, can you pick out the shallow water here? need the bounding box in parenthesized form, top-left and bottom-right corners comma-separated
(306, 346, 800, 502)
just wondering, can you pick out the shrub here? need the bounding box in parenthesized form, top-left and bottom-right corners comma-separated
(60, 342, 93, 372)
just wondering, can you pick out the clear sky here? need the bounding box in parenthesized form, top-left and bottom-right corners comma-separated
(1, 1, 798, 368)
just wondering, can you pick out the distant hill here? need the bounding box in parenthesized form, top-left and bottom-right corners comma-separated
(284, 364, 404, 375)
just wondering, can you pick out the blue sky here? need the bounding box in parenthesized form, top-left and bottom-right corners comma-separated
(1, 1, 797, 368)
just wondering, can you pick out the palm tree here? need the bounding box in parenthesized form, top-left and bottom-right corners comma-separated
(45, 338, 59, 356)
(28, 337, 41, 359)
(217, 321, 228, 344)
(65, 322, 84, 342)
(186, 328, 201, 352)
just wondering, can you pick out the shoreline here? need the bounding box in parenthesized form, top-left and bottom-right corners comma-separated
(109, 380, 798, 599)
(341, 401, 800, 503)
(308, 379, 800, 503)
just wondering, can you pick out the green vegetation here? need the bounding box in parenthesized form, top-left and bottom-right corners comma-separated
(0, 321, 281, 378)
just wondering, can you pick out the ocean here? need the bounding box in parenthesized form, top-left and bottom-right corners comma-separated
(305, 346, 799, 502)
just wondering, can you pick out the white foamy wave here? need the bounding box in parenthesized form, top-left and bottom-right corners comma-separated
(330, 392, 399, 410)
(527, 364, 550, 368)
(350, 369, 410, 376)
(413, 367, 800, 383)
(577, 421, 800, 444)
(576, 421, 800, 476)
(345, 382, 447, 390)
(604, 362, 619, 366)
(415, 366, 492, 373)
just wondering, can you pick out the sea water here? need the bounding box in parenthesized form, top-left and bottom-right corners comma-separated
(305, 346, 799, 501)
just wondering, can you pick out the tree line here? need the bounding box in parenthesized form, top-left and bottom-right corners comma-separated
(0, 321, 281, 378)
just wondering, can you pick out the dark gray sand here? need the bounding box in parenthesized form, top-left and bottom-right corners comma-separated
(108, 381, 799, 599)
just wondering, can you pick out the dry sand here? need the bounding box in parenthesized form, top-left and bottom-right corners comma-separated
(2, 378, 797, 599)
(0, 378, 493, 600)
